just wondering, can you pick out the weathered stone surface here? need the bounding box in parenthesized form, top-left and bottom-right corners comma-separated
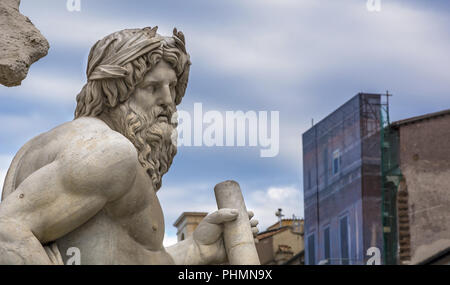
(0, 0, 49, 87)
(214, 180, 260, 265)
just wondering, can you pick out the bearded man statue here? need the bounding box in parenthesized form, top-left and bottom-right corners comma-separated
(0, 27, 258, 265)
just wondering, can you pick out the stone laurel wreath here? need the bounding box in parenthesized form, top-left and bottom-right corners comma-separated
(86, 26, 190, 105)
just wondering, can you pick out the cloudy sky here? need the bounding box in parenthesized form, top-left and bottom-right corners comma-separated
(0, 0, 449, 246)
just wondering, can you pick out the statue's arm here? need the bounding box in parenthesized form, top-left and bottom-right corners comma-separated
(0, 137, 137, 265)
(166, 237, 208, 265)
(166, 209, 245, 265)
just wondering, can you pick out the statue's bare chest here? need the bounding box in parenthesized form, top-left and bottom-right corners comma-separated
(57, 164, 169, 264)
(104, 164, 165, 250)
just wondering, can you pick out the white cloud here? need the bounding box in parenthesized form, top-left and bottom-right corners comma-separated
(277, 122, 307, 171)
(188, 31, 299, 80)
(197, 0, 450, 97)
(22, 73, 83, 103)
(163, 234, 178, 247)
(0, 72, 84, 105)
(158, 183, 217, 227)
(267, 186, 298, 201)
(246, 185, 303, 231)
(21, 4, 173, 49)
(159, 182, 303, 237)
(15, 0, 449, 107)
(0, 113, 62, 148)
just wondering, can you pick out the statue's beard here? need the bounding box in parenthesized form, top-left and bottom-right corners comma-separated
(115, 102, 177, 191)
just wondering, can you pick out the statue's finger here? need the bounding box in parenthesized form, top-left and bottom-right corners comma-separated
(247, 211, 254, 219)
(206, 208, 238, 224)
(44, 246, 57, 265)
(250, 219, 259, 227)
(254, 238, 259, 244)
(51, 243, 64, 265)
(251, 227, 259, 235)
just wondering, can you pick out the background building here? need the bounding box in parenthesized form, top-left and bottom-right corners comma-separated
(256, 218, 304, 265)
(302, 93, 384, 265)
(382, 109, 450, 264)
(173, 210, 305, 265)
(173, 212, 208, 242)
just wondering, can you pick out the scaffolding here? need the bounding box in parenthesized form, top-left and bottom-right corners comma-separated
(303, 92, 401, 264)
(380, 92, 402, 265)
(303, 92, 388, 264)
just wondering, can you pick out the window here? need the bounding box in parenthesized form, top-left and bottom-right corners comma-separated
(307, 234, 316, 265)
(332, 149, 341, 175)
(340, 216, 349, 265)
(324, 227, 331, 262)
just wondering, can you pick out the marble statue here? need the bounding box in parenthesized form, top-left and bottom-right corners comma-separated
(0, 27, 258, 265)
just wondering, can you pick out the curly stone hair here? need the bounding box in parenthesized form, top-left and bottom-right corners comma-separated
(74, 26, 191, 119)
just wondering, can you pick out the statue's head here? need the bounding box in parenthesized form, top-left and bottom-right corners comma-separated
(74, 27, 191, 191)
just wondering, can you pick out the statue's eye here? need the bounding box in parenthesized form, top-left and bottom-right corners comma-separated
(144, 83, 157, 93)
(141, 85, 152, 94)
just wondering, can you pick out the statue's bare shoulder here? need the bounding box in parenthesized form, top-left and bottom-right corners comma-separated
(9, 117, 138, 201)
(58, 117, 138, 198)
(0, 117, 138, 244)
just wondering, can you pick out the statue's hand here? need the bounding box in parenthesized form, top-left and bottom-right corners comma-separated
(193, 209, 259, 264)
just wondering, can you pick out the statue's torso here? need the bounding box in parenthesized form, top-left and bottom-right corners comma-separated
(56, 164, 173, 265)
(4, 118, 174, 265)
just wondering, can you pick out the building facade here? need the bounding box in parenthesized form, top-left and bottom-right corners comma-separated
(256, 219, 304, 265)
(383, 109, 450, 264)
(302, 93, 384, 265)
(173, 212, 208, 242)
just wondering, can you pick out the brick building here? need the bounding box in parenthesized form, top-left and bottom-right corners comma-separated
(382, 109, 450, 264)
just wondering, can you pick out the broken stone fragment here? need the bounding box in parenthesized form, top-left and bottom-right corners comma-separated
(0, 0, 49, 87)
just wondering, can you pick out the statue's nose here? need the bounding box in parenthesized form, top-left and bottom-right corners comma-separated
(157, 84, 173, 107)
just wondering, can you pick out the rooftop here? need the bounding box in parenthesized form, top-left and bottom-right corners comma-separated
(257, 226, 291, 240)
(267, 218, 303, 231)
(173, 212, 208, 227)
(302, 92, 381, 136)
(391, 108, 450, 128)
